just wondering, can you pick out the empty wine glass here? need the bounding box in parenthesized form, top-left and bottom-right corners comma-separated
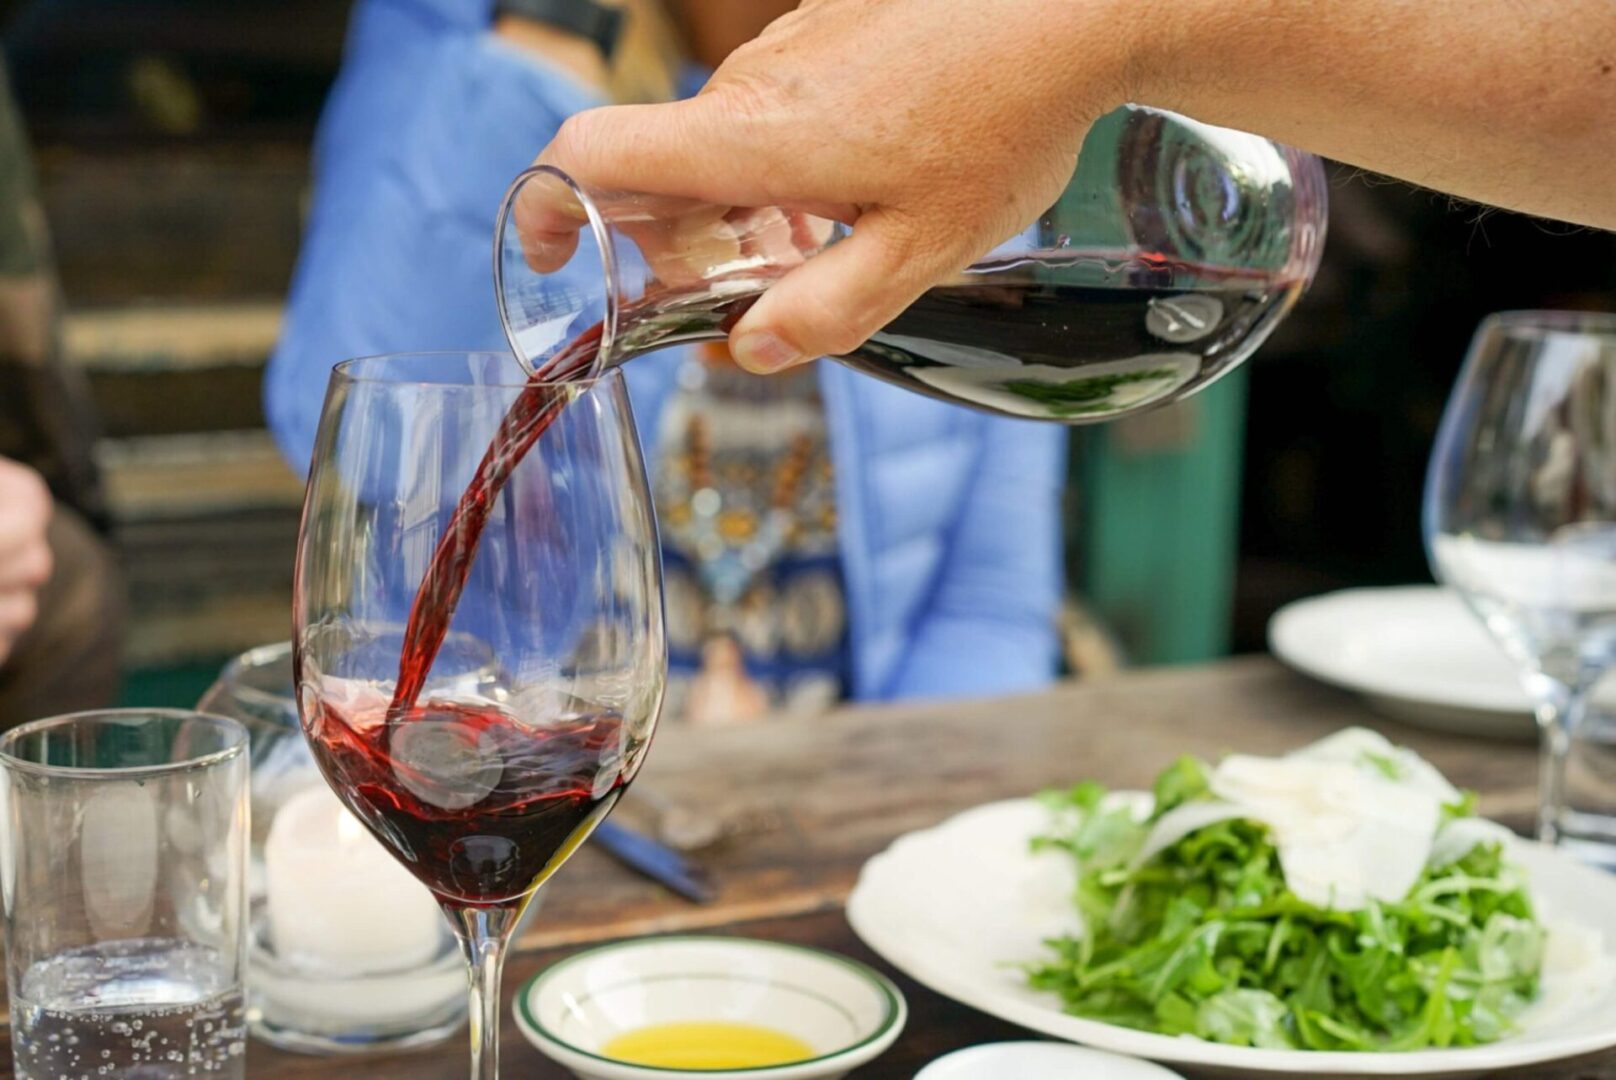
(293, 354, 665, 1078)
(496, 104, 1327, 423)
(1425, 311, 1616, 857)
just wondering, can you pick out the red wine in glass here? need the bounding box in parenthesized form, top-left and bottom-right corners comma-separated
(306, 698, 628, 906)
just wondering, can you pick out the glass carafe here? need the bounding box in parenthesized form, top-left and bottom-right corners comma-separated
(497, 104, 1327, 423)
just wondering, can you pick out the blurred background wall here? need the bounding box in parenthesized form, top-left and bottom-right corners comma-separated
(2, 0, 346, 701)
(3, 0, 1614, 701)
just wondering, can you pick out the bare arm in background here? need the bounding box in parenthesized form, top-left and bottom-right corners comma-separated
(0, 458, 52, 665)
(533, 0, 1616, 372)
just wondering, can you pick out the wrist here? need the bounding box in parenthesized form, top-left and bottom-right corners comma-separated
(1080, 0, 1232, 117)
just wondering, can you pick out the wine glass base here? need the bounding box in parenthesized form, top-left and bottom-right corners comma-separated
(1550, 812, 1616, 871)
(249, 1010, 467, 1057)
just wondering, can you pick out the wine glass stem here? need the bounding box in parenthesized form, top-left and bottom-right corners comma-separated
(448, 903, 520, 1080)
(1535, 683, 1589, 845)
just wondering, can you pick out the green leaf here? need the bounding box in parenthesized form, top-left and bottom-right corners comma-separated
(1361, 750, 1404, 781)
(1150, 756, 1212, 818)
(1196, 989, 1297, 1049)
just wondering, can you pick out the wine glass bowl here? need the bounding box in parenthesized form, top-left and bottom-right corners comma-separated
(1425, 311, 1616, 851)
(496, 105, 1328, 424)
(294, 354, 665, 1077)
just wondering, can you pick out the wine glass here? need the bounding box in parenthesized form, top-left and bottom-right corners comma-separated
(293, 354, 665, 1079)
(1425, 311, 1616, 855)
(496, 104, 1328, 423)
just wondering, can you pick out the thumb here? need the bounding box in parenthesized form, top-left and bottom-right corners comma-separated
(728, 210, 957, 374)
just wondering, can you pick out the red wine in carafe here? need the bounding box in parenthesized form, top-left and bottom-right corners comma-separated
(843, 270, 1302, 420)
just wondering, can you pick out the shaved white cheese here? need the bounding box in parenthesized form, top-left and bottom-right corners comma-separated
(1430, 816, 1515, 870)
(1210, 754, 1440, 909)
(1521, 920, 1616, 1029)
(1131, 728, 1468, 911)
(1132, 800, 1250, 869)
(1289, 727, 1460, 804)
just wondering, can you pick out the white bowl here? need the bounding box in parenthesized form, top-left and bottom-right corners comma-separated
(513, 935, 907, 1080)
(915, 1042, 1186, 1079)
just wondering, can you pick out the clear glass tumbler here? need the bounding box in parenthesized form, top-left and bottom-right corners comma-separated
(0, 709, 250, 1079)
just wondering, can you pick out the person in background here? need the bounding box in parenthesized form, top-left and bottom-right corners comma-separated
(265, 0, 1066, 724)
(0, 60, 125, 723)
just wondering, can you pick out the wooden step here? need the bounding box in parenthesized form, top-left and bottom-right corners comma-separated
(68, 300, 282, 437)
(96, 428, 302, 520)
(66, 301, 281, 371)
(116, 502, 299, 668)
(38, 144, 307, 305)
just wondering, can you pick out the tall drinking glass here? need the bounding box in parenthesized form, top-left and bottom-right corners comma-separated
(294, 355, 665, 1079)
(1425, 311, 1616, 857)
(0, 709, 250, 1079)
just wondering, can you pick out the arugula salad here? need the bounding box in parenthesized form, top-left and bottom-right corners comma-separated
(1027, 729, 1545, 1051)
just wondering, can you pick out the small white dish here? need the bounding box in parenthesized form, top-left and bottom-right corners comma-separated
(916, 1041, 1186, 1079)
(848, 798, 1616, 1078)
(514, 935, 906, 1080)
(1268, 585, 1533, 739)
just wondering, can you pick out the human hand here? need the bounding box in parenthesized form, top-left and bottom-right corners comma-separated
(0, 457, 53, 666)
(531, 0, 1148, 372)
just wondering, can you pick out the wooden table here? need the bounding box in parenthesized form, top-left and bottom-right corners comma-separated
(10, 658, 1613, 1078)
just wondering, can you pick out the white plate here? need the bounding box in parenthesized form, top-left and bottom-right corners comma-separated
(1268, 586, 1533, 739)
(916, 1041, 1186, 1080)
(848, 798, 1616, 1079)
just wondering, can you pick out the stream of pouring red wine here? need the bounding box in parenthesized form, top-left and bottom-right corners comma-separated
(388, 289, 763, 717)
(386, 321, 607, 717)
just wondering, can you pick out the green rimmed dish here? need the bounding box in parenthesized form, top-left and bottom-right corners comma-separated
(513, 935, 906, 1079)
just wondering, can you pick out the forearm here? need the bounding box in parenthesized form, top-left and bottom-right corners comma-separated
(1141, 0, 1616, 228)
(885, 615, 1057, 701)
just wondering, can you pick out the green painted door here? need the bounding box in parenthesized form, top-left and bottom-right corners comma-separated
(1072, 369, 1247, 664)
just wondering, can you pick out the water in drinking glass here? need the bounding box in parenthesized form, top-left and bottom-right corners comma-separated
(12, 940, 246, 1079)
(0, 710, 249, 1080)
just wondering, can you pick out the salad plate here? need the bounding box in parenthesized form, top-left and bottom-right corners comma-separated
(848, 752, 1616, 1077)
